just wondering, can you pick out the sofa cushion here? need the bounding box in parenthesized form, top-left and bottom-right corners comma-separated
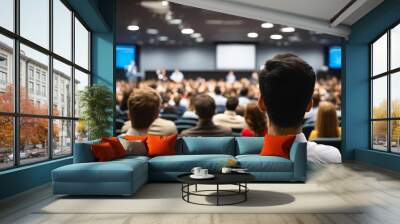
(74, 140, 100, 163)
(236, 155, 293, 172)
(91, 142, 118, 161)
(236, 137, 263, 155)
(149, 154, 235, 172)
(53, 158, 147, 183)
(180, 137, 235, 155)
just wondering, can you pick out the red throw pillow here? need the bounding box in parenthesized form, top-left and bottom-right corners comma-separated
(259, 134, 296, 159)
(101, 137, 126, 158)
(146, 135, 177, 157)
(91, 142, 117, 162)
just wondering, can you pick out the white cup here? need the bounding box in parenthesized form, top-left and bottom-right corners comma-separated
(200, 169, 208, 176)
(191, 167, 202, 176)
(221, 167, 232, 174)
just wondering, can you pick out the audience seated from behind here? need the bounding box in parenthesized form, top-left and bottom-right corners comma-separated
(173, 95, 186, 117)
(308, 101, 341, 141)
(213, 96, 246, 130)
(303, 92, 320, 124)
(181, 95, 198, 119)
(238, 87, 251, 106)
(116, 89, 131, 135)
(180, 94, 232, 137)
(241, 102, 267, 137)
(213, 86, 227, 113)
(258, 53, 341, 164)
(122, 88, 177, 136)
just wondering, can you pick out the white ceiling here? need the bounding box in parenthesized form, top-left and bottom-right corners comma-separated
(168, 0, 384, 38)
(225, 0, 352, 22)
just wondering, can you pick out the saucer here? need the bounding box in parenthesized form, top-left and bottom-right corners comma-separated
(190, 174, 215, 179)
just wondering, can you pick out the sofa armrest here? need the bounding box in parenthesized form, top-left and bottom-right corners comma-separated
(73, 140, 100, 163)
(289, 142, 307, 182)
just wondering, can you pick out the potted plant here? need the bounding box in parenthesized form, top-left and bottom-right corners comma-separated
(79, 84, 113, 140)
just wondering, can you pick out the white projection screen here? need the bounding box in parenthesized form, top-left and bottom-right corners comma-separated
(216, 44, 256, 70)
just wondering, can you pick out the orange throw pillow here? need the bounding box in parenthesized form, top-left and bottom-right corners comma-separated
(101, 137, 126, 158)
(146, 135, 177, 157)
(259, 134, 296, 159)
(91, 142, 117, 161)
(124, 135, 147, 142)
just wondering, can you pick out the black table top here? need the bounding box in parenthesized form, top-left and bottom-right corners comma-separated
(177, 172, 255, 185)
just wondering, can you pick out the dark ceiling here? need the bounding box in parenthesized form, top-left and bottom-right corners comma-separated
(116, 0, 343, 46)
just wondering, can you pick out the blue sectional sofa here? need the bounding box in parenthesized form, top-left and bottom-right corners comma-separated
(52, 137, 307, 196)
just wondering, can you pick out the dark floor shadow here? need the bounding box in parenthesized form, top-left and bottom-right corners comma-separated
(203, 190, 295, 207)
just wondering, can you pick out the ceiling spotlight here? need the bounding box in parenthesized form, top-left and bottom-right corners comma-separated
(181, 28, 194, 34)
(261, 22, 274, 28)
(196, 37, 204, 42)
(191, 33, 201, 38)
(270, 34, 283, 40)
(127, 25, 139, 31)
(146, 28, 158, 35)
(247, 32, 258, 38)
(280, 27, 295, 33)
(161, 1, 169, 6)
(169, 19, 182, 25)
(159, 36, 168, 41)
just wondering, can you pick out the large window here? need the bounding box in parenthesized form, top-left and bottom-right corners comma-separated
(0, 0, 91, 170)
(370, 23, 400, 153)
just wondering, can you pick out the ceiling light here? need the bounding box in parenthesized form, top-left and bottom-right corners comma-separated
(270, 34, 283, 40)
(146, 28, 158, 35)
(181, 28, 194, 34)
(247, 32, 258, 38)
(261, 22, 274, 28)
(127, 25, 139, 31)
(161, 1, 169, 6)
(159, 36, 168, 41)
(169, 19, 182, 24)
(190, 33, 201, 38)
(195, 37, 204, 42)
(280, 27, 295, 33)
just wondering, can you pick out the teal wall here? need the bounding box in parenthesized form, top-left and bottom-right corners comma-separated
(344, 0, 400, 170)
(0, 0, 115, 200)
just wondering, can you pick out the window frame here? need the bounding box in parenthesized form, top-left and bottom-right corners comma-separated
(370, 20, 400, 153)
(0, 0, 92, 171)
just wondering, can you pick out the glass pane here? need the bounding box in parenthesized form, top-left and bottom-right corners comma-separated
(372, 121, 388, 151)
(0, 116, 14, 170)
(0, 0, 14, 31)
(20, 117, 49, 165)
(372, 77, 387, 119)
(20, 44, 49, 115)
(391, 72, 400, 118)
(74, 18, 89, 70)
(20, 0, 49, 49)
(53, 119, 72, 157)
(75, 120, 88, 143)
(74, 69, 89, 118)
(0, 34, 14, 112)
(391, 24, 400, 70)
(372, 33, 387, 76)
(53, 0, 72, 60)
(53, 59, 72, 117)
(391, 120, 400, 153)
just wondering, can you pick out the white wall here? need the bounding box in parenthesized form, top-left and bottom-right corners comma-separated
(139, 44, 325, 72)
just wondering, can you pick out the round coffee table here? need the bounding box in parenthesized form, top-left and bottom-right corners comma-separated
(177, 173, 255, 206)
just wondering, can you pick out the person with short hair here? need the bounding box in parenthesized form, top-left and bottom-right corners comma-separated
(126, 88, 161, 136)
(181, 94, 232, 136)
(238, 87, 250, 106)
(258, 53, 341, 164)
(213, 96, 246, 129)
